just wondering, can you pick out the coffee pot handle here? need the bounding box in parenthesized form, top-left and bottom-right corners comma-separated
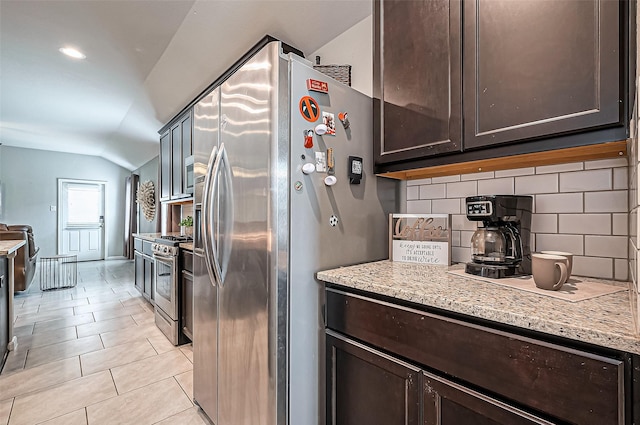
(503, 225, 522, 261)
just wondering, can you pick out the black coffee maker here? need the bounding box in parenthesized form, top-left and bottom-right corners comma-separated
(465, 195, 533, 278)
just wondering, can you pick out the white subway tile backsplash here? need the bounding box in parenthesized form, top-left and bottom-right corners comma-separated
(615, 258, 629, 281)
(400, 158, 631, 280)
(461, 171, 495, 181)
(494, 167, 535, 178)
(515, 174, 558, 195)
(446, 181, 477, 198)
(451, 230, 461, 246)
(584, 158, 628, 169)
(406, 185, 419, 201)
(572, 256, 613, 279)
(407, 177, 432, 186)
(452, 214, 478, 232)
(557, 214, 611, 235)
(585, 235, 627, 258)
(559, 169, 612, 192)
(584, 191, 628, 213)
(613, 213, 628, 235)
(451, 246, 471, 264)
(535, 233, 584, 255)
(477, 178, 514, 196)
(535, 162, 583, 174)
(419, 184, 446, 200)
(614, 167, 628, 190)
(535, 193, 583, 213)
(406, 200, 432, 214)
(460, 231, 475, 248)
(432, 175, 461, 183)
(531, 214, 557, 233)
(432, 198, 461, 214)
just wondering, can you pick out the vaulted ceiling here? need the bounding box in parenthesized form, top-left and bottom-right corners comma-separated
(0, 1, 371, 170)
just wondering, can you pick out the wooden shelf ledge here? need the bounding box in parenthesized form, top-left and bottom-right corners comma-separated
(377, 140, 629, 181)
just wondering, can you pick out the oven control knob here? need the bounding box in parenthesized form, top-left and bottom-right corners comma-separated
(163, 246, 168, 254)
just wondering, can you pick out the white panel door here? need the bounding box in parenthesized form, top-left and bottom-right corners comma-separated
(58, 180, 105, 261)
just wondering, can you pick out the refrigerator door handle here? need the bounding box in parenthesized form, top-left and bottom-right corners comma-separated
(202, 145, 220, 285)
(217, 143, 234, 284)
(207, 143, 228, 286)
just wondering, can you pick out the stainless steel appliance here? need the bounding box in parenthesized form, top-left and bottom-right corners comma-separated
(184, 155, 194, 195)
(465, 195, 533, 278)
(192, 41, 397, 425)
(152, 235, 192, 345)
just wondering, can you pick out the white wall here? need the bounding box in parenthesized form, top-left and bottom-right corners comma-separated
(0, 146, 130, 259)
(133, 156, 160, 234)
(310, 15, 373, 97)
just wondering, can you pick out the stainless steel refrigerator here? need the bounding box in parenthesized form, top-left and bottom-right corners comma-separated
(192, 40, 397, 425)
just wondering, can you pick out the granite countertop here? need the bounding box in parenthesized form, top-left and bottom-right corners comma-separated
(317, 260, 640, 355)
(179, 243, 193, 251)
(0, 239, 26, 256)
(132, 232, 162, 242)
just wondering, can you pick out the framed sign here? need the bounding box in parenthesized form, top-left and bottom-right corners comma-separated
(389, 214, 451, 265)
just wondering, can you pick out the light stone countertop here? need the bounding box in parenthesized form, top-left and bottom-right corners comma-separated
(0, 239, 26, 256)
(317, 260, 640, 355)
(179, 243, 193, 251)
(132, 232, 163, 242)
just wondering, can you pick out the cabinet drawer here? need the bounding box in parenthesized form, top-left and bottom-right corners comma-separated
(326, 289, 624, 425)
(134, 238, 143, 252)
(142, 241, 153, 256)
(181, 250, 193, 273)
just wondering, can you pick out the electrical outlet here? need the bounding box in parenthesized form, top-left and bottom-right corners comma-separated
(50, 205, 56, 212)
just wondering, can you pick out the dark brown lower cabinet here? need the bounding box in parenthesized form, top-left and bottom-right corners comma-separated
(134, 252, 144, 294)
(326, 331, 421, 425)
(181, 269, 193, 340)
(325, 287, 635, 425)
(423, 372, 551, 425)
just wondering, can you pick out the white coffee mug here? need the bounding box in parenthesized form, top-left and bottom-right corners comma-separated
(532, 253, 569, 291)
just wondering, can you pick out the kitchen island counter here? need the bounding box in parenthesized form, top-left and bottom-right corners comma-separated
(0, 239, 25, 256)
(318, 260, 639, 355)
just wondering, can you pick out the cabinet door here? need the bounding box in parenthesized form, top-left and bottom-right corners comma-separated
(134, 252, 144, 294)
(326, 331, 421, 425)
(374, 0, 462, 166)
(423, 371, 553, 425)
(181, 111, 193, 195)
(159, 132, 171, 201)
(143, 255, 154, 302)
(181, 111, 192, 159)
(181, 270, 193, 341)
(0, 259, 7, 365)
(171, 123, 183, 199)
(463, 0, 621, 149)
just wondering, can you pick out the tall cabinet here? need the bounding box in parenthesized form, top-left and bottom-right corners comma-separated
(159, 109, 193, 201)
(373, 0, 462, 165)
(463, 0, 622, 150)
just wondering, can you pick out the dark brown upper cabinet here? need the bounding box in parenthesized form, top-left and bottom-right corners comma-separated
(373, 0, 462, 166)
(159, 109, 193, 202)
(464, 0, 622, 150)
(159, 131, 171, 201)
(374, 0, 632, 175)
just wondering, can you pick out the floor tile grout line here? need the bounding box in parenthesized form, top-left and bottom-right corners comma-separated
(173, 375, 194, 406)
(5, 397, 14, 425)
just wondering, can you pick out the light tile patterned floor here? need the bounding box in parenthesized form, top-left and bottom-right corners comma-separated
(0, 260, 212, 425)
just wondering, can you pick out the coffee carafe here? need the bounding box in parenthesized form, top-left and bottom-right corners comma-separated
(465, 195, 532, 278)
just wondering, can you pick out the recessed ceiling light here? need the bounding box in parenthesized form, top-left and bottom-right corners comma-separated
(59, 47, 86, 59)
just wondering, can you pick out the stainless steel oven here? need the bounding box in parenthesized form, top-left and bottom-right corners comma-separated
(152, 238, 184, 345)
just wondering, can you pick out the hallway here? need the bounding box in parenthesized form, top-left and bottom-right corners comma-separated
(0, 260, 210, 425)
